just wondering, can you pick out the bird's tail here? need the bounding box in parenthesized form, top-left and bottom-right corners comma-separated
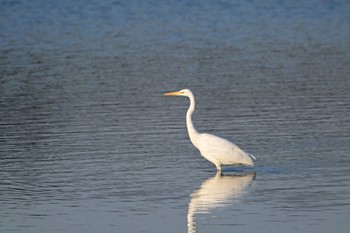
(249, 154, 256, 161)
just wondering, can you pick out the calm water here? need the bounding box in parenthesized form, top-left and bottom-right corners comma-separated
(1, 1, 350, 232)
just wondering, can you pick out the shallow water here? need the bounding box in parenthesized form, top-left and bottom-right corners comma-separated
(1, 1, 350, 232)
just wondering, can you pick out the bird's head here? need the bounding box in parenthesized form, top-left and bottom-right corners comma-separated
(164, 89, 192, 97)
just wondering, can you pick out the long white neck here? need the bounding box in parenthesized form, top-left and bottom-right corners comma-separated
(186, 92, 200, 148)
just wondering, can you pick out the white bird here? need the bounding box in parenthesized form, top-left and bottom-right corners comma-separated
(164, 89, 255, 171)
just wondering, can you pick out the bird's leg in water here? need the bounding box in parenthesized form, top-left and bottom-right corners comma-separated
(216, 170, 223, 176)
(215, 164, 222, 171)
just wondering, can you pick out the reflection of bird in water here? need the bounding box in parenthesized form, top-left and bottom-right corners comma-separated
(187, 172, 255, 233)
(164, 89, 255, 171)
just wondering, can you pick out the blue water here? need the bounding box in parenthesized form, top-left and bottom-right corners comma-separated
(1, 1, 350, 232)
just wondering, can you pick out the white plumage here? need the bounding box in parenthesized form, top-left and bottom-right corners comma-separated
(164, 89, 255, 171)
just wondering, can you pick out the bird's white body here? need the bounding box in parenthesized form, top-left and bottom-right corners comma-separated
(194, 133, 254, 169)
(164, 89, 255, 171)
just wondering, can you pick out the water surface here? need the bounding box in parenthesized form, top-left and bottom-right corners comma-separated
(1, 1, 350, 232)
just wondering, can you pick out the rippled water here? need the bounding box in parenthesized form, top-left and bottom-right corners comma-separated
(1, 1, 350, 232)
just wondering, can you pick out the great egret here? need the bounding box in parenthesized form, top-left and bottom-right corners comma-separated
(164, 89, 255, 171)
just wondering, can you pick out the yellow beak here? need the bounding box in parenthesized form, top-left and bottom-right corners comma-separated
(164, 91, 182, 96)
